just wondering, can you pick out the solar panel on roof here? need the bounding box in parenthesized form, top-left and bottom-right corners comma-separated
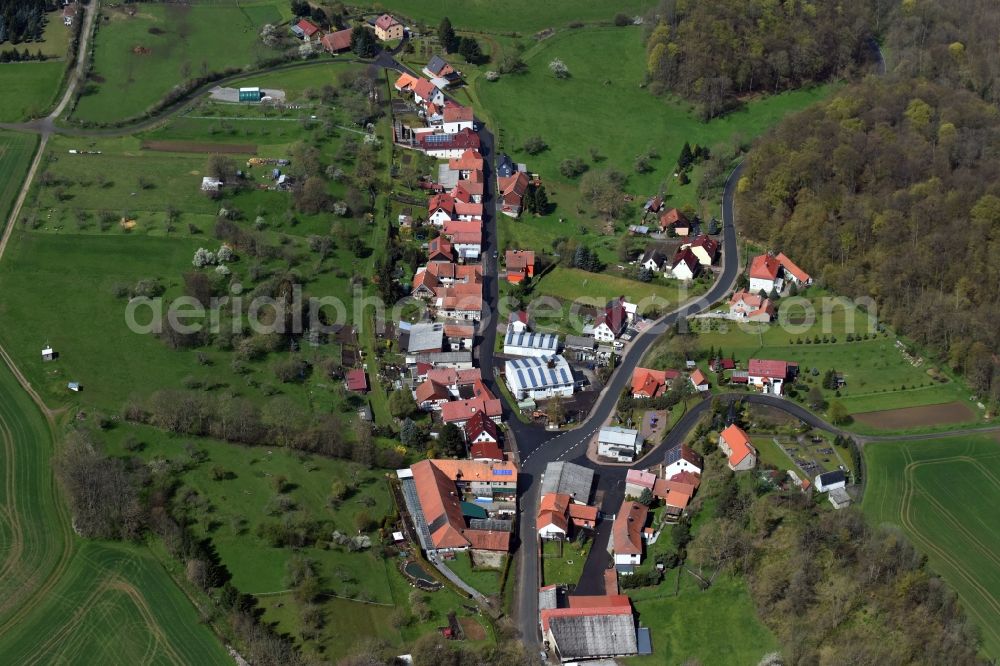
(494, 469, 512, 476)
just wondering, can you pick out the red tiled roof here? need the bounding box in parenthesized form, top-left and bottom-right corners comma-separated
(411, 269, 440, 295)
(425, 458, 517, 484)
(465, 530, 510, 552)
(427, 236, 454, 261)
(749, 254, 781, 280)
(417, 128, 481, 152)
(443, 105, 474, 123)
(630, 367, 678, 398)
(612, 501, 648, 555)
(688, 234, 719, 258)
(413, 78, 438, 101)
(672, 247, 699, 273)
(394, 73, 419, 91)
(426, 367, 482, 386)
(720, 424, 755, 466)
(375, 14, 399, 30)
(596, 297, 627, 333)
(320, 28, 352, 52)
(346, 369, 368, 391)
(449, 149, 484, 172)
(428, 192, 456, 214)
(669, 470, 702, 487)
(454, 201, 483, 218)
(659, 208, 689, 229)
(625, 469, 657, 491)
(465, 411, 499, 444)
(748, 358, 790, 379)
(690, 368, 708, 386)
(775, 252, 810, 283)
(412, 460, 471, 550)
(505, 250, 535, 270)
(440, 397, 501, 423)
(469, 439, 503, 461)
(665, 489, 691, 509)
(295, 19, 320, 36)
(415, 379, 450, 404)
(498, 171, 529, 197)
(538, 493, 571, 533)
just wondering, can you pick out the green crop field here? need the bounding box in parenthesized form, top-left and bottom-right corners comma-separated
(864, 436, 1000, 658)
(476, 27, 834, 209)
(73, 3, 287, 123)
(631, 574, 778, 665)
(349, 0, 655, 32)
(0, 131, 39, 219)
(0, 357, 226, 663)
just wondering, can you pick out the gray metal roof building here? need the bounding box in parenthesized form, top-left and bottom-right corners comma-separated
(503, 327, 559, 358)
(547, 612, 638, 661)
(407, 322, 444, 354)
(540, 462, 594, 504)
(504, 355, 574, 399)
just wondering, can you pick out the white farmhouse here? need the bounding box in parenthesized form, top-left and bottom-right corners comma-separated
(597, 426, 644, 462)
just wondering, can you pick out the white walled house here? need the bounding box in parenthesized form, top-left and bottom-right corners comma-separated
(815, 470, 847, 493)
(662, 443, 703, 478)
(597, 426, 644, 462)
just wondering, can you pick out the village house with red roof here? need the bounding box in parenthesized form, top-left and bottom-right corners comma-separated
(747, 358, 798, 395)
(719, 423, 757, 471)
(730, 290, 776, 322)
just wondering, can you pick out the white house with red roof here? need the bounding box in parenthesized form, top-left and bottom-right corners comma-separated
(670, 247, 701, 281)
(682, 234, 719, 266)
(749, 253, 783, 294)
(729, 290, 776, 322)
(659, 208, 690, 235)
(427, 192, 455, 226)
(464, 411, 500, 445)
(747, 358, 797, 395)
(417, 128, 479, 158)
(689, 368, 709, 392)
(630, 367, 680, 399)
(775, 252, 811, 287)
(498, 171, 530, 218)
(440, 396, 502, 428)
(719, 423, 757, 471)
(442, 105, 475, 134)
(593, 298, 628, 342)
(662, 443, 704, 478)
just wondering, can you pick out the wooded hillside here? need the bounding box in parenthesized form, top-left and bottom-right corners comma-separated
(644, 0, 879, 118)
(737, 78, 1000, 401)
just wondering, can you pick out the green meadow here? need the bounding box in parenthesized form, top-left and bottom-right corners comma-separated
(864, 436, 1000, 658)
(475, 27, 834, 212)
(73, 2, 287, 123)
(631, 575, 779, 665)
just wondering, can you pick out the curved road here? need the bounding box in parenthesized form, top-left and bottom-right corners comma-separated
(0, 13, 988, 654)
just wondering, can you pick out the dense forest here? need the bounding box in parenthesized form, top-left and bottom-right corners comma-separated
(738, 78, 1000, 400)
(683, 419, 984, 665)
(887, 0, 1000, 107)
(0, 0, 49, 44)
(644, 0, 880, 118)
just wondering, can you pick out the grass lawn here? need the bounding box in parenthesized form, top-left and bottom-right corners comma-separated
(476, 27, 834, 210)
(73, 3, 285, 123)
(540, 539, 588, 587)
(631, 574, 779, 665)
(0, 61, 64, 121)
(864, 436, 1000, 658)
(445, 552, 503, 597)
(534, 266, 700, 316)
(27, 10, 72, 58)
(347, 0, 656, 32)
